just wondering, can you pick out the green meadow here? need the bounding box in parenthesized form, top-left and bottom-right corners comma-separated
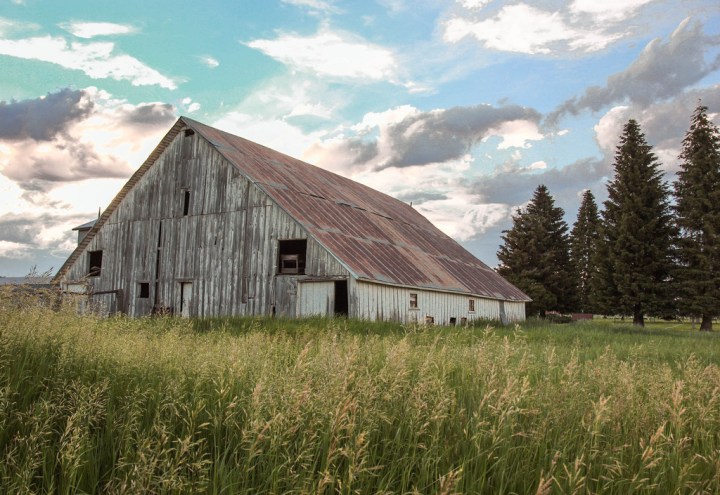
(1, 296, 720, 493)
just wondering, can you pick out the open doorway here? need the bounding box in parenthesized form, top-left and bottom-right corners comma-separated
(334, 280, 348, 317)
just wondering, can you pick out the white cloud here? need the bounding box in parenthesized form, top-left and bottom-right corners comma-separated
(0, 36, 176, 89)
(181, 97, 201, 113)
(246, 27, 399, 82)
(458, 0, 491, 9)
(570, 0, 656, 22)
(213, 112, 324, 159)
(444, 4, 621, 54)
(0, 240, 29, 258)
(593, 105, 630, 153)
(59, 21, 136, 39)
(485, 119, 544, 149)
(227, 74, 341, 121)
(199, 55, 219, 68)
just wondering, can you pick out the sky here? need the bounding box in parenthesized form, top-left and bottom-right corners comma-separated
(0, 0, 719, 277)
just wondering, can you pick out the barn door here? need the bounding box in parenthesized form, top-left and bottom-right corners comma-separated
(179, 282, 192, 318)
(334, 280, 348, 317)
(499, 300, 508, 325)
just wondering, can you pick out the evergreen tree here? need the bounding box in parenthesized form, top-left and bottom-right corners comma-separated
(498, 185, 576, 317)
(674, 104, 720, 331)
(591, 120, 676, 326)
(570, 190, 600, 313)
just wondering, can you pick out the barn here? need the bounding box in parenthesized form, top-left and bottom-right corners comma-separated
(52, 117, 530, 323)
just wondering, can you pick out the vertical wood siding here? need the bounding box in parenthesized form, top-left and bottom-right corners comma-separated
(297, 282, 335, 317)
(350, 280, 526, 324)
(62, 129, 348, 317)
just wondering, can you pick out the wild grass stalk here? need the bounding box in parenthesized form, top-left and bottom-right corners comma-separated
(1, 294, 720, 493)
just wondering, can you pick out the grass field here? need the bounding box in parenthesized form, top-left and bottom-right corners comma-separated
(1, 296, 720, 493)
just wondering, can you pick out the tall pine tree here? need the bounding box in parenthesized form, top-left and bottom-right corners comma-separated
(592, 120, 675, 326)
(674, 104, 720, 331)
(497, 185, 576, 317)
(570, 190, 600, 313)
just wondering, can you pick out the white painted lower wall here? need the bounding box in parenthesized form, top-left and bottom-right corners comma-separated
(350, 280, 525, 324)
(297, 281, 335, 317)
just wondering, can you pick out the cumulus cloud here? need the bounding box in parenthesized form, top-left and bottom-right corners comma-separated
(118, 101, 176, 126)
(305, 103, 543, 171)
(0, 88, 93, 141)
(0, 35, 177, 89)
(443, 3, 623, 54)
(593, 84, 720, 172)
(548, 18, 720, 124)
(0, 87, 177, 192)
(472, 157, 611, 207)
(458, 0, 491, 9)
(245, 27, 400, 82)
(59, 21, 136, 38)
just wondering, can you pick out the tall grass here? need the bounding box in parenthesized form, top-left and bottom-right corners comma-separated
(1, 295, 720, 493)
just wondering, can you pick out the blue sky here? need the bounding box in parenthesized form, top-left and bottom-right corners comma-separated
(0, 0, 719, 276)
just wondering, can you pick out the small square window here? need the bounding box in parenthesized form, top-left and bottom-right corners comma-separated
(409, 293, 418, 309)
(138, 282, 150, 299)
(278, 240, 307, 274)
(88, 250, 103, 277)
(450, 317, 457, 325)
(468, 299, 475, 312)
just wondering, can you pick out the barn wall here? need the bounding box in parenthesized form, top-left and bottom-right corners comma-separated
(349, 280, 525, 324)
(62, 128, 349, 317)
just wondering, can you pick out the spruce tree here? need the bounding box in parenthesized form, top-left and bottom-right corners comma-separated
(674, 104, 720, 331)
(570, 190, 600, 313)
(497, 184, 576, 317)
(592, 120, 675, 326)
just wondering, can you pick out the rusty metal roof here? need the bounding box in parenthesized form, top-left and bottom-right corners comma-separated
(186, 118, 529, 302)
(54, 117, 529, 302)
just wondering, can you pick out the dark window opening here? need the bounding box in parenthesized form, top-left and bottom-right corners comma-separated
(334, 280, 348, 316)
(409, 293, 418, 309)
(469, 299, 475, 312)
(138, 283, 150, 298)
(278, 240, 306, 274)
(182, 190, 191, 216)
(450, 317, 457, 325)
(88, 250, 103, 277)
(184, 129, 195, 137)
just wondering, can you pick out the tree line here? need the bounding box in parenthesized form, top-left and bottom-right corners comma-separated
(497, 104, 720, 330)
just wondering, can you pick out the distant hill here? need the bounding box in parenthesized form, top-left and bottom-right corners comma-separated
(0, 276, 53, 286)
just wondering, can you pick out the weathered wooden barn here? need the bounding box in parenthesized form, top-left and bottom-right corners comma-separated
(52, 117, 530, 323)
